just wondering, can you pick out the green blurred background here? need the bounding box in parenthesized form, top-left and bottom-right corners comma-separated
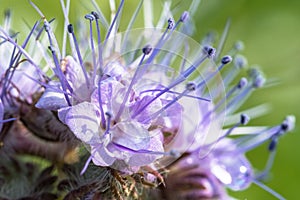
(1, 0, 299, 199)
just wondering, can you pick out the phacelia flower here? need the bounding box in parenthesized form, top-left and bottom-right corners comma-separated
(0, 1, 296, 199)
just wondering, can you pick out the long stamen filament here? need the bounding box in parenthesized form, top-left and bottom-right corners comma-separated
(67, 24, 90, 89)
(132, 47, 214, 119)
(114, 45, 152, 122)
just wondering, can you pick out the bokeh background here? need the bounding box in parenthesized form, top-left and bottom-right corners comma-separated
(1, 0, 299, 199)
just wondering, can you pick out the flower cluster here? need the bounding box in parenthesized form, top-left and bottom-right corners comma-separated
(0, 1, 296, 199)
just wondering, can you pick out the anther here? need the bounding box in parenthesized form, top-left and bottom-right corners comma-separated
(142, 45, 152, 55)
(91, 11, 99, 19)
(281, 115, 295, 133)
(186, 82, 196, 91)
(48, 45, 54, 53)
(203, 45, 216, 58)
(234, 55, 247, 69)
(249, 68, 265, 88)
(238, 77, 248, 89)
(234, 41, 244, 51)
(4, 9, 11, 18)
(167, 18, 174, 29)
(221, 55, 232, 64)
(180, 11, 189, 23)
(105, 111, 113, 119)
(85, 14, 95, 21)
(253, 75, 265, 88)
(240, 114, 250, 125)
(67, 24, 73, 33)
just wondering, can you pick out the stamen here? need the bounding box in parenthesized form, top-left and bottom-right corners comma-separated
(132, 46, 214, 119)
(92, 11, 105, 128)
(1, 21, 43, 98)
(234, 41, 245, 52)
(142, 44, 152, 55)
(240, 113, 250, 125)
(186, 82, 197, 91)
(67, 24, 90, 88)
(48, 46, 72, 106)
(255, 139, 277, 181)
(97, 78, 106, 129)
(167, 18, 174, 30)
(1, 44, 18, 98)
(35, 18, 54, 41)
(280, 115, 295, 132)
(221, 55, 232, 64)
(85, 13, 95, 21)
(33, 0, 63, 59)
(223, 54, 247, 85)
(225, 69, 265, 115)
(145, 11, 190, 66)
(142, 21, 172, 66)
(202, 77, 248, 124)
(202, 45, 216, 58)
(238, 77, 248, 89)
(253, 74, 265, 88)
(253, 118, 293, 183)
(112, 142, 180, 157)
(80, 155, 93, 175)
(234, 55, 248, 69)
(85, 13, 97, 81)
(180, 11, 189, 23)
(142, 89, 211, 102)
(0, 28, 40, 73)
(115, 45, 152, 122)
(23, 73, 75, 100)
(196, 55, 232, 90)
(249, 68, 265, 88)
(0, 118, 16, 123)
(216, 114, 250, 143)
(144, 78, 212, 122)
(91, 11, 103, 76)
(236, 115, 295, 153)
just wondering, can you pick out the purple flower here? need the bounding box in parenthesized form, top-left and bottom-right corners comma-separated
(0, 1, 296, 199)
(33, 1, 295, 197)
(56, 57, 187, 173)
(28, 0, 219, 174)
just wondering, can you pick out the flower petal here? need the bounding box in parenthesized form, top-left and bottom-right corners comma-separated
(36, 81, 68, 110)
(111, 121, 150, 151)
(65, 56, 90, 101)
(91, 143, 116, 166)
(128, 130, 164, 166)
(58, 102, 101, 143)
